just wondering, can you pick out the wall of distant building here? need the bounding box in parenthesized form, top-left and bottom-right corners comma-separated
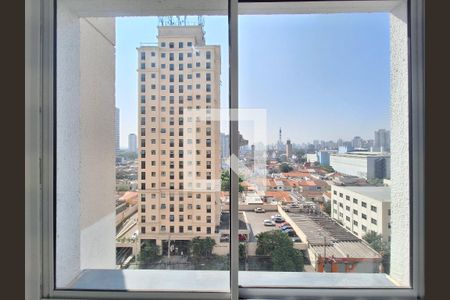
(331, 186, 391, 243)
(330, 153, 390, 180)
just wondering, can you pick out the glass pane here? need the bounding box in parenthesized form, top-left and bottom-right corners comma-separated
(238, 4, 409, 289)
(55, 0, 229, 291)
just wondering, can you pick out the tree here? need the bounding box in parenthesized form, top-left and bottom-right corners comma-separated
(136, 240, 160, 267)
(239, 243, 247, 263)
(221, 169, 245, 192)
(255, 230, 304, 272)
(191, 237, 216, 259)
(363, 231, 390, 273)
(320, 165, 335, 173)
(279, 163, 293, 173)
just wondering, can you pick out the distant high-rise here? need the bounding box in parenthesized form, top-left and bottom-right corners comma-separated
(352, 136, 364, 149)
(277, 128, 284, 151)
(374, 129, 390, 152)
(220, 133, 230, 160)
(128, 133, 137, 154)
(286, 139, 293, 159)
(115, 107, 120, 154)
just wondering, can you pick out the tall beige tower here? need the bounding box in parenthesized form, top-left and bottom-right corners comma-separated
(137, 25, 221, 255)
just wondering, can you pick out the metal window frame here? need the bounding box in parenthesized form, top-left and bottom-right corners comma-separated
(27, 0, 424, 299)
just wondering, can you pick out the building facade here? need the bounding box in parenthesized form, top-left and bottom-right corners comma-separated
(330, 152, 391, 179)
(331, 185, 391, 243)
(374, 129, 391, 152)
(137, 25, 221, 254)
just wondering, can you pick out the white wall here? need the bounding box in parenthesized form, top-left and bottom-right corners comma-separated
(389, 0, 410, 287)
(56, 4, 82, 287)
(79, 17, 116, 271)
(56, 3, 115, 287)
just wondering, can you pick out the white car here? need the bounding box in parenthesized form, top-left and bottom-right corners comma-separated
(271, 214, 282, 220)
(263, 219, 276, 226)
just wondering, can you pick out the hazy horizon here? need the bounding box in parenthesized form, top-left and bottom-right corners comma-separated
(116, 13, 390, 148)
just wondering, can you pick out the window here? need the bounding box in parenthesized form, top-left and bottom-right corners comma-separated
(34, 0, 422, 298)
(371, 205, 378, 212)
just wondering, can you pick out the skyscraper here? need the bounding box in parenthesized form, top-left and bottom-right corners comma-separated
(286, 139, 293, 159)
(137, 25, 221, 254)
(374, 129, 390, 152)
(115, 107, 120, 154)
(220, 133, 230, 160)
(128, 133, 137, 154)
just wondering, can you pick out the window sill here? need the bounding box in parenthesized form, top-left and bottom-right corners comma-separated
(68, 269, 397, 291)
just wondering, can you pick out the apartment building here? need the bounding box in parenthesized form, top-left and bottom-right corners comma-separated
(331, 185, 391, 243)
(330, 152, 391, 179)
(137, 25, 221, 254)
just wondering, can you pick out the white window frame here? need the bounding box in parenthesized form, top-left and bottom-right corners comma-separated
(25, 0, 424, 299)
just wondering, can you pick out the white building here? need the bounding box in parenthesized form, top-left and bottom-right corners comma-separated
(306, 153, 318, 164)
(128, 133, 137, 153)
(331, 185, 391, 243)
(330, 152, 391, 180)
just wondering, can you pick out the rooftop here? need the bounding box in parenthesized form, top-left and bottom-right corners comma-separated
(334, 186, 391, 203)
(285, 212, 380, 259)
(331, 152, 390, 158)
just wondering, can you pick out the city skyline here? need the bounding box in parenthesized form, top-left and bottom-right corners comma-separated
(116, 13, 390, 147)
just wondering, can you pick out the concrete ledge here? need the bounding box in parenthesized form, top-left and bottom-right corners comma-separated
(70, 269, 397, 291)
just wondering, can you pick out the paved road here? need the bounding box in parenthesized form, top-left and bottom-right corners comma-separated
(245, 211, 281, 242)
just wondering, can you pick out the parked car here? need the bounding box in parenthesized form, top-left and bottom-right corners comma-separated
(291, 236, 301, 242)
(238, 234, 247, 241)
(282, 229, 296, 237)
(290, 203, 300, 208)
(254, 207, 266, 213)
(282, 206, 290, 212)
(271, 214, 282, 220)
(280, 224, 292, 230)
(276, 221, 289, 228)
(263, 219, 276, 226)
(220, 234, 230, 242)
(273, 217, 285, 223)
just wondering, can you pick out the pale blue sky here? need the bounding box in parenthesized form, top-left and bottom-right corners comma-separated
(116, 13, 390, 148)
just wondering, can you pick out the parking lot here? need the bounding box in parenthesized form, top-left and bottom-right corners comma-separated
(245, 211, 282, 242)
